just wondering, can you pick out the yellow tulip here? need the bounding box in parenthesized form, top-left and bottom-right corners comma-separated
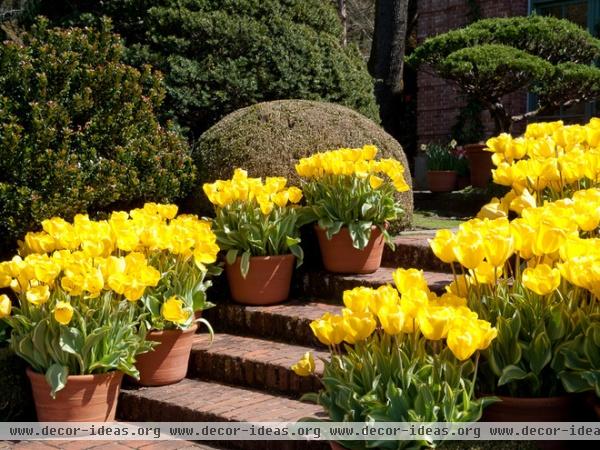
(342, 287, 373, 313)
(428, 229, 457, 264)
(23, 232, 56, 255)
(470, 261, 503, 285)
(272, 190, 289, 208)
(259, 201, 274, 215)
(399, 287, 429, 317)
(474, 319, 498, 350)
(0, 294, 11, 318)
(453, 231, 485, 269)
(437, 292, 467, 308)
(417, 306, 453, 340)
(309, 313, 345, 346)
(26, 285, 50, 306)
(447, 322, 479, 361)
(477, 199, 507, 220)
(377, 304, 405, 335)
(522, 264, 561, 296)
(392, 268, 428, 294)
(161, 296, 191, 324)
(342, 309, 377, 344)
(361, 144, 378, 160)
(445, 274, 469, 297)
(370, 285, 400, 315)
(369, 175, 384, 189)
(509, 189, 537, 214)
(532, 223, 566, 256)
(287, 187, 303, 203)
(291, 352, 315, 377)
(53, 301, 74, 325)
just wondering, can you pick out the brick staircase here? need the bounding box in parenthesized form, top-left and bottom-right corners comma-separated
(117, 231, 451, 449)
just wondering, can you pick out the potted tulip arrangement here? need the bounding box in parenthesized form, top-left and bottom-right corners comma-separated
(296, 145, 409, 274)
(18, 204, 221, 387)
(203, 168, 307, 305)
(423, 140, 460, 192)
(428, 119, 600, 421)
(293, 269, 497, 449)
(0, 247, 154, 421)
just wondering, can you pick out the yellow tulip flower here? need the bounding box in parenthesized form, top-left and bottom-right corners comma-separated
(452, 231, 485, 270)
(369, 175, 384, 189)
(342, 309, 377, 344)
(392, 268, 429, 294)
(417, 306, 453, 340)
(161, 296, 190, 325)
(399, 287, 429, 317)
(0, 294, 11, 318)
(522, 264, 561, 296)
(26, 285, 50, 306)
(287, 187, 303, 203)
(428, 229, 457, 264)
(291, 352, 315, 377)
(377, 304, 405, 335)
(53, 301, 74, 325)
(309, 313, 345, 346)
(447, 322, 479, 361)
(342, 287, 373, 313)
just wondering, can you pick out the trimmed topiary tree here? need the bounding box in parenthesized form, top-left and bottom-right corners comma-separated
(192, 100, 413, 230)
(28, 0, 379, 136)
(0, 19, 195, 255)
(407, 15, 600, 133)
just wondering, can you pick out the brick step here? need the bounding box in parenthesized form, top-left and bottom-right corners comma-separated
(382, 231, 450, 272)
(118, 379, 329, 450)
(189, 333, 327, 396)
(203, 300, 340, 348)
(299, 268, 453, 302)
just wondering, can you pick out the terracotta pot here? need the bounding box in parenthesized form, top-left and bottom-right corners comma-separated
(482, 394, 581, 422)
(135, 324, 198, 386)
(330, 442, 347, 450)
(27, 367, 123, 422)
(427, 170, 458, 192)
(465, 143, 493, 188)
(226, 254, 295, 305)
(315, 225, 385, 274)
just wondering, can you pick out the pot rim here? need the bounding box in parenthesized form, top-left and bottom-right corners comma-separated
(481, 393, 579, 402)
(26, 366, 123, 382)
(147, 323, 198, 337)
(314, 223, 386, 232)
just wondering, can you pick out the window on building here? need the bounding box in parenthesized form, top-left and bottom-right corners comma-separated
(530, 0, 598, 123)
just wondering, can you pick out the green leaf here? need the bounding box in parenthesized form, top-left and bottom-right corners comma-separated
(240, 250, 251, 279)
(289, 244, 304, 268)
(529, 331, 552, 374)
(498, 364, 529, 386)
(226, 249, 238, 265)
(46, 363, 68, 399)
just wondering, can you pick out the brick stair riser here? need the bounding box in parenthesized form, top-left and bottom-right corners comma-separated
(202, 304, 340, 348)
(381, 241, 449, 272)
(188, 348, 322, 396)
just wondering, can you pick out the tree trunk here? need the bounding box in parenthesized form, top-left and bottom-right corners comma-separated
(368, 0, 410, 95)
(337, 0, 347, 47)
(488, 101, 513, 134)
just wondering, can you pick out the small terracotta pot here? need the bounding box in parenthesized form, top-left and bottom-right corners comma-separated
(482, 394, 581, 422)
(27, 367, 123, 422)
(225, 254, 295, 305)
(315, 225, 385, 274)
(465, 143, 493, 188)
(427, 170, 458, 192)
(135, 324, 198, 386)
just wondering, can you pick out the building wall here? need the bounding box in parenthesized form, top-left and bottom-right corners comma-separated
(416, 0, 529, 145)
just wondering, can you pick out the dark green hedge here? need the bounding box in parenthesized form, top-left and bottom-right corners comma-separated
(0, 346, 34, 420)
(28, 0, 379, 136)
(0, 19, 195, 254)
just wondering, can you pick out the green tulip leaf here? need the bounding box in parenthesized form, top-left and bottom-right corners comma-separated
(45, 363, 68, 399)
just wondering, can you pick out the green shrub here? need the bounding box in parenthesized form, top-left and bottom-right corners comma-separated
(191, 100, 413, 231)
(407, 15, 600, 133)
(28, 0, 379, 136)
(0, 19, 195, 255)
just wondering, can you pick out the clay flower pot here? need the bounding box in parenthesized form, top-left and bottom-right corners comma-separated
(135, 324, 198, 386)
(315, 225, 385, 274)
(465, 143, 493, 188)
(482, 394, 581, 422)
(330, 442, 347, 450)
(27, 367, 123, 422)
(226, 254, 295, 305)
(427, 170, 458, 192)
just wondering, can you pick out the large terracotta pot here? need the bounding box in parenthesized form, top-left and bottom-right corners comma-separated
(27, 367, 123, 422)
(315, 225, 385, 274)
(427, 170, 458, 192)
(465, 143, 493, 188)
(483, 394, 583, 450)
(226, 254, 295, 305)
(135, 324, 198, 386)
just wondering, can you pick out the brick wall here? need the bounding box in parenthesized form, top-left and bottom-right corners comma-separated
(416, 0, 529, 146)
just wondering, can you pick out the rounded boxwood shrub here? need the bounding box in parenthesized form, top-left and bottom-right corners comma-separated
(192, 100, 413, 230)
(28, 0, 379, 136)
(0, 19, 195, 255)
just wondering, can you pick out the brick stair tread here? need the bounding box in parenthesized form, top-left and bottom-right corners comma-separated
(299, 267, 453, 301)
(118, 379, 328, 450)
(382, 231, 450, 272)
(189, 333, 327, 394)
